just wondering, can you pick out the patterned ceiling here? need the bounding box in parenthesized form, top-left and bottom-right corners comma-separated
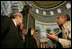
(31, 1, 65, 9)
(1, 1, 71, 23)
(27, 1, 71, 23)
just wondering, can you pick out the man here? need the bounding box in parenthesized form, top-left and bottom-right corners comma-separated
(46, 14, 71, 48)
(1, 12, 24, 48)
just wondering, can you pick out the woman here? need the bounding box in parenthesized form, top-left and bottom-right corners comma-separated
(24, 28, 37, 48)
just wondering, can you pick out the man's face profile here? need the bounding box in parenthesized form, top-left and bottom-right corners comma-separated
(57, 16, 65, 26)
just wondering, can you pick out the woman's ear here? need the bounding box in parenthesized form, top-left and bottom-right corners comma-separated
(31, 29, 34, 35)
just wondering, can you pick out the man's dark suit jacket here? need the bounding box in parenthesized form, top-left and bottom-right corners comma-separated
(1, 16, 23, 48)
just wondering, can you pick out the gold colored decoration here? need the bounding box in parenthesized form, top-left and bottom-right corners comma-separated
(31, 1, 66, 10)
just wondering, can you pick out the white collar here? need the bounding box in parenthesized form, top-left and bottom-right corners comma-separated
(63, 21, 71, 27)
(12, 19, 17, 27)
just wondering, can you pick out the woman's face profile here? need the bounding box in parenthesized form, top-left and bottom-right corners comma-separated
(31, 28, 35, 35)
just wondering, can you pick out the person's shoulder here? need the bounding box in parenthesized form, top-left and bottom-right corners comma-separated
(68, 21, 71, 24)
(64, 21, 71, 26)
(66, 21, 71, 26)
(1, 15, 8, 19)
(1, 15, 11, 23)
(64, 21, 71, 30)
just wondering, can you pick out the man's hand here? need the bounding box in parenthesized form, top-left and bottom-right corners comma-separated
(46, 33, 59, 41)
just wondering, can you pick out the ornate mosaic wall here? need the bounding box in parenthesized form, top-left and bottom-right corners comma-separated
(35, 20, 61, 38)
